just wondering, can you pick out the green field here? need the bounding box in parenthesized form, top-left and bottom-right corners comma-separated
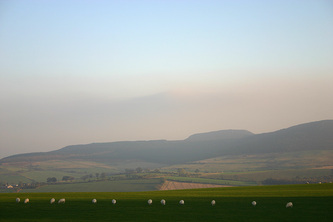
(164, 150, 333, 173)
(200, 168, 333, 183)
(20, 179, 162, 193)
(0, 184, 332, 221)
(2, 150, 333, 187)
(166, 176, 256, 186)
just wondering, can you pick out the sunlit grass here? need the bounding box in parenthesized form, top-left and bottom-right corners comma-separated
(1, 184, 332, 221)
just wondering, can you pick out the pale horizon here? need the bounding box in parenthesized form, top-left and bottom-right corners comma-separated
(1, 0, 333, 158)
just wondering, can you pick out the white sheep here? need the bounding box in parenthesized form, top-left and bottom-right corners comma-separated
(286, 202, 293, 208)
(179, 200, 184, 205)
(58, 198, 66, 204)
(252, 201, 256, 206)
(112, 199, 116, 205)
(161, 199, 166, 205)
(92, 199, 97, 204)
(24, 198, 29, 204)
(211, 200, 216, 206)
(50, 198, 55, 204)
(148, 199, 152, 205)
(16, 198, 20, 203)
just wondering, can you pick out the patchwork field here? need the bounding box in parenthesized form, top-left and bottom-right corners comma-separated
(19, 179, 228, 193)
(200, 168, 333, 183)
(0, 184, 332, 221)
(159, 180, 228, 190)
(20, 179, 163, 193)
(2, 150, 333, 188)
(164, 150, 333, 173)
(166, 176, 256, 186)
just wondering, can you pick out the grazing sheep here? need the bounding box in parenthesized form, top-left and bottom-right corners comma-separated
(148, 199, 152, 205)
(92, 199, 97, 204)
(252, 201, 256, 206)
(161, 199, 166, 205)
(50, 198, 55, 204)
(16, 198, 20, 203)
(286, 202, 293, 208)
(211, 200, 216, 206)
(24, 198, 29, 204)
(58, 198, 66, 204)
(179, 200, 184, 205)
(112, 199, 116, 205)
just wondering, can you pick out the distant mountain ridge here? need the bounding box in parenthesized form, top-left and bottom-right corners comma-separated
(1, 120, 333, 165)
(231, 119, 333, 154)
(186, 129, 253, 141)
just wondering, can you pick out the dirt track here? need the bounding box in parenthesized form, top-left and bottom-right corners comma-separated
(159, 180, 231, 190)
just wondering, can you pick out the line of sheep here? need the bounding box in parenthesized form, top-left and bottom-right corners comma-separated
(15, 197, 293, 208)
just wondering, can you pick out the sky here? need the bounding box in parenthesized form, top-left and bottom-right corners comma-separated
(0, 0, 333, 158)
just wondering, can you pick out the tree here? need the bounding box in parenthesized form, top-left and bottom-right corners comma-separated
(195, 169, 200, 173)
(95, 173, 100, 179)
(62, 176, 74, 181)
(177, 168, 187, 177)
(81, 175, 90, 181)
(47, 177, 57, 183)
(136, 167, 143, 173)
(153, 168, 160, 173)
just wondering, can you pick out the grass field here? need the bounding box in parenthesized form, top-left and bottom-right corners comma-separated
(200, 168, 333, 182)
(2, 150, 333, 186)
(166, 176, 256, 186)
(20, 178, 162, 193)
(0, 184, 332, 221)
(164, 150, 333, 173)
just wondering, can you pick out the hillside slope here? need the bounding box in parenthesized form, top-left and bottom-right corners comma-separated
(1, 120, 332, 165)
(230, 119, 333, 155)
(185, 129, 253, 141)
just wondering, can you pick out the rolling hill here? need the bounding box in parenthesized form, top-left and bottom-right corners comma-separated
(1, 120, 333, 165)
(1, 120, 333, 186)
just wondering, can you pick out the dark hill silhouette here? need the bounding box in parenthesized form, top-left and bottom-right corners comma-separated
(230, 119, 333, 155)
(1, 120, 332, 164)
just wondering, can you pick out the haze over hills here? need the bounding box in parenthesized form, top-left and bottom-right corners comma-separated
(185, 129, 253, 141)
(1, 120, 332, 165)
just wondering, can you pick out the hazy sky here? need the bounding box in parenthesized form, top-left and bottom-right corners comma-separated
(1, 0, 333, 158)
